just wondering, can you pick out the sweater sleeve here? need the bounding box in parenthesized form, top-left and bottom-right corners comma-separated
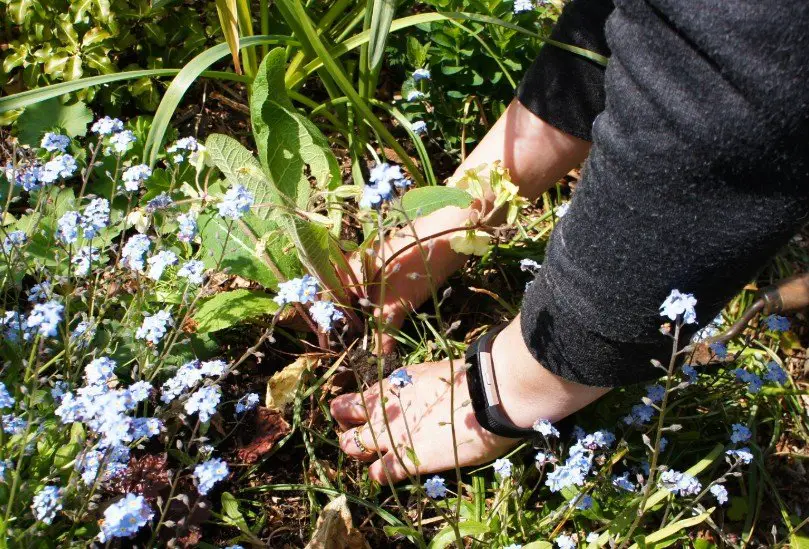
(519, 0, 809, 387)
(515, 0, 614, 141)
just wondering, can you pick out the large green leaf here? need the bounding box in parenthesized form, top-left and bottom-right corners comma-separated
(204, 133, 285, 220)
(193, 289, 279, 333)
(283, 217, 348, 302)
(16, 98, 93, 146)
(399, 186, 473, 218)
(251, 49, 341, 209)
(428, 520, 489, 549)
(144, 35, 298, 167)
(198, 212, 279, 289)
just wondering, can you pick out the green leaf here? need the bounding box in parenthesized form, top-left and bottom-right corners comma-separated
(53, 442, 82, 469)
(627, 508, 714, 548)
(284, 217, 348, 302)
(220, 492, 250, 532)
(0, 68, 248, 113)
(523, 542, 553, 549)
(204, 133, 284, 220)
(400, 186, 473, 218)
(16, 98, 93, 145)
(428, 520, 489, 549)
(193, 289, 279, 333)
(727, 496, 748, 522)
(368, 0, 396, 70)
(198, 212, 280, 289)
(251, 49, 340, 208)
(215, 0, 242, 74)
(143, 35, 297, 167)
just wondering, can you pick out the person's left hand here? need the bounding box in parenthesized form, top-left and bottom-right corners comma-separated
(330, 360, 517, 483)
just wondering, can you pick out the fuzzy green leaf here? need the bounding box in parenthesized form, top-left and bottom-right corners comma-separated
(399, 186, 473, 218)
(251, 48, 340, 208)
(197, 212, 280, 289)
(193, 289, 279, 333)
(204, 133, 284, 220)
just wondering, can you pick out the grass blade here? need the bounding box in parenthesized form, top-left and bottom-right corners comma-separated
(214, 0, 242, 75)
(0, 69, 248, 113)
(277, 0, 426, 186)
(368, 0, 397, 70)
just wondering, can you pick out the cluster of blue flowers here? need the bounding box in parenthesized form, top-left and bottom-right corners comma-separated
(57, 198, 111, 245)
(97, 493, 153, 542)
(359, 162, 412, 209)
(659, 289, 698, 325)
(167, 136, 200, 163)
(235, 392, 260, 414)
(274, 275, 319, 306)
(218, 184, 255, 220)
(56, 357, 162, 446)
(309, 300, 345, 332)
(194, 458, 229, 495)
(161, 359, 227, 403)
(544, 426, 615, 493)
(32, 485, 63, 524)
(732, 359, 788, 394)
(136, 309, 173, 345)
(122, 164, 152, 192)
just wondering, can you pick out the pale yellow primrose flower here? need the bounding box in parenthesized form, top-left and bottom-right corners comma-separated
(449, 229, 491, 256)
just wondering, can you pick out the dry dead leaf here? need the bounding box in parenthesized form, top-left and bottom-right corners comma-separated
(266, 356, 316, 411)
(305, 495, 370, 549)
(236, 407, 291, 463)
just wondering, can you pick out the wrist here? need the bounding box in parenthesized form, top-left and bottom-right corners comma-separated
(490, 315, 609, 428)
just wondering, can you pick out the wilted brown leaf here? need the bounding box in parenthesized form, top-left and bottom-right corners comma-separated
(305, 495, 370, 549)
(109, 453, 170, 501)
(236, 407, 291, 463)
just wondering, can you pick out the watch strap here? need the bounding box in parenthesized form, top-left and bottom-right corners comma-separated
(465, 324, 537, 439)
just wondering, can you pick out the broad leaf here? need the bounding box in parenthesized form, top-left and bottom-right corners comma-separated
(16, 98, 93, 146)
(192, 289, 279, 333)
(400, 186, 473, 219)
(197, 212, 280, 289)
(283, 217, 348, 302)
(250, 48, 340, 208)
(428, 520, 489, 549)
(204, 133, 285, 220)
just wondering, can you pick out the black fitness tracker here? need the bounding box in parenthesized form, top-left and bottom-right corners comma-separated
(465, 323, 537, 439)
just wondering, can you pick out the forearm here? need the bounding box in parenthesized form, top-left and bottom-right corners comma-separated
(388, 99, 589, 255)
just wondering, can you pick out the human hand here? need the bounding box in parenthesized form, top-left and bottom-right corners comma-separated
(330, 359, 516, 483)
(341, 206, 472, 353)
(330, 316, 610, 483)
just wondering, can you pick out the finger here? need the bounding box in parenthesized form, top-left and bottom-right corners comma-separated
(371, 303, 407, 354)
(369, 450, 419, 484)
(339, 423, 390, 461)
(329, 380, 387, 428)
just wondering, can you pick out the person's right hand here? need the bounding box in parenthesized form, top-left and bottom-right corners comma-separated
(342, 206, 472, 354)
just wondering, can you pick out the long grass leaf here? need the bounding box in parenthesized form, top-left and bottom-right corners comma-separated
(0, 70, 248, 113)
(242, 484, 406, 527)
(289, 11, 607, 87)
(368, 0, 397, 70)
(215, 0, 242, 75)
(277, 0, 425, 186)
